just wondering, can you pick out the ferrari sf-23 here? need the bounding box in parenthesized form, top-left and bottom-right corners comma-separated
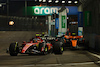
(7, 37, 63, 56)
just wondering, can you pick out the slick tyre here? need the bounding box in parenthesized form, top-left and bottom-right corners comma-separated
(53, 42, 63, 54)
(38, 43, 44, 51)
(9, 43, 19, 56)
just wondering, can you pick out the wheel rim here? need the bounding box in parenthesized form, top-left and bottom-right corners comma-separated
(60, 47, 63, 52)
(45, 47, 48, 52)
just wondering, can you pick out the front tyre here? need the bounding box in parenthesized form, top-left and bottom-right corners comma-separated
(43, 46, 48, 55)
(9, 43, 19, 56)
(39, 43, 48, 55)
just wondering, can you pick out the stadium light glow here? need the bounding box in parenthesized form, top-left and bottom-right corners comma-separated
(62, 1, 65, 3)
(9, 21, 14, 25)
(55, 0, 59, 3)
(74, 1, 78, 4)
(0, 4, 2, 7)
(39, 0, 42, 2)
(68, 1, 72, 3)
(48, 0, 52, 3)
(43, 0, 46, 2)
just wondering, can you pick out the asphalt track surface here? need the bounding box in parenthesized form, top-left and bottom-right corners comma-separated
(0, 50, 100, 67)
(0, 31, 100, 67)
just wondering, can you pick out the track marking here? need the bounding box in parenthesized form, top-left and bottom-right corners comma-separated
(1, 51, 100, 67)
(0, 62, 97, 67)
(86, 51, 100, 64)
(26, 62, 95, 66)
(87, 51, 100, 59)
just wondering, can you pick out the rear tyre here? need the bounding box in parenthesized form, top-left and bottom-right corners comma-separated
(53, 42, 63, 54)
(9, 43, 19, 56)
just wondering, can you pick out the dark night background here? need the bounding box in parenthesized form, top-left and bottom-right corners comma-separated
(0, 0, 79, 32)
(0, 0, 48, 31)
(0, 0, 79, 16)
(0, 0, 25, 16)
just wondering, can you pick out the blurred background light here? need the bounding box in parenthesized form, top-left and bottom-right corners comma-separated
(9, 21, 14, 25)
(74, 1, 78, 4)
(55, 0, 59, 3)
(48, 0, 52, 3)
(39, 0, 42, 2)
(62, 1, 65, 3)
(35, 0, 37, 2)
(43, 0, 46, 2)
(68, 1, 72, 3)
(0, 4, 2, 7)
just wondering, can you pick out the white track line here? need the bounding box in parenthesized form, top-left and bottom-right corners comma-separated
(87, 51, 100, 59)
(86, 51, 100, 64)
(24, 62, 95, 66)
(0, 62, 96, 67)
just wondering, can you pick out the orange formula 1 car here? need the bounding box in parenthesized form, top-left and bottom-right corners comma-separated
(63, 35, 85, 49)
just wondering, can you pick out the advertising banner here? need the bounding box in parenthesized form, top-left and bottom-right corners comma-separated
(78, 27, 83, 36)
(61, 16, 66, 28)
(24, 6, 78, 16)
(85, 11, 91, 26)
(78, 12, 83, 27)
(55, 18, 59, 29)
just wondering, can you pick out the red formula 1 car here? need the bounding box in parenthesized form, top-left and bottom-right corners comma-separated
(7, 37, 63, 56)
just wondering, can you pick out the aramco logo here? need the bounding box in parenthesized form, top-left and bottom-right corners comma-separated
(33, 7, 69, 15)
